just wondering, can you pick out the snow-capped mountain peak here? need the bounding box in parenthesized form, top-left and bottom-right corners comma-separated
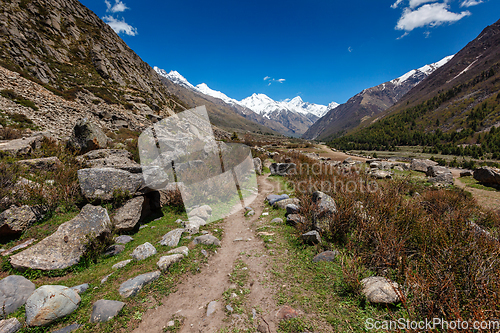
(391, 55, 454, 86)
(154, 67, 195, 90)
(195, 83, 238, 105)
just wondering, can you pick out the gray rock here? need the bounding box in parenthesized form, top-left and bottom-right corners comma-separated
(114, 235, 134, 244)
(113, 196, 146, 232)
(157, 254, 184, 271)
(0, 275, 36, 316)
(90, 299, 125, 323)
(312, 250, 339, 262)
(10, 204, 111, 271)
(253, 157, 262, 175)
(0, 135, 45, 156)
(101, 273, 113, 284)
(160, 229, 184, 247)
(270, 218, 284, 224)
(266, 194, 289, 206)
(26, 285, 81, 326)
(0, 205, 40, 237)
(112, 259, 132, 270)
(77, 149, 141, 173)
(286, 214, 305, 227)
(51, 323, 82, 333)
(207, 301, 218, 316)
(118, 271, 161, 298)
(77, 168, 145, 201)
(361, 276, 400, 304)
(426, 165, 451, 177)
(411, 159, 438, 173)
(104, 244, 125, 256)
(17, 156, 63, 171)
(370, 169, 392, 179)
(70, 283, 89, 294)
(226, 304, 234, 313)
(429, 173, 454, 186)
(301, 230, 321, 244)
(1, 238, 36, 256)
(184, 223, 199, 235)
(460, 170, 473, 177)
(0, 318, 21, 333)
(167, 246, 189, 257)
(273, 198, 300, 210)
(286, 204, 299, 215)
(311, 191, 337, 215)
(473, 166, 500, 185)
(201, 249, 208, 257)
(67, 118, 108, 154)
(130, 242, 156, 261)
(245, 210, 255, 216)
(184, 216, 206, 228)
(193, 235, 221, 246)
(270, 163, 296, 176)
(188, 205, 212, 221)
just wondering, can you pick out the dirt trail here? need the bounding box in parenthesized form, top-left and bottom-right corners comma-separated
(451, 169, 500, 211)
(133, 175, 279, 333)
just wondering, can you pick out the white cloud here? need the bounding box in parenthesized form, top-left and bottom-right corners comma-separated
(396, 3, 470, 31)
(103, 15, 138, 36)
(105, 0, 129, 13)
(396, 31, 409, 39)
(264, 77, 286, 85)
(278, 79, 285, 83)
(391, 0, 404, 9)
(348, 46, 353, 52)
(460, 0, 483, 7)
(263, 76, 271, 81)
(409, 0, 439, 8)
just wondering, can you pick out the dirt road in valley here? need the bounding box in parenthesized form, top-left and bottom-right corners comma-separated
(133, 175, 280, 333)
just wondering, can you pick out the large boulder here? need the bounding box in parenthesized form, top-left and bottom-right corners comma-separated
(113, 196, 147, 233)
(118, 271, 161, 298)
(76, 149, 142, 173)
(10, 204, 111, 271)
(273, 198, 300, 210)
(90, 300, 125, 323)
(361, 276, 400, 304)
(67, 118, 108, 154)
(0, 205, 41, 238)
(311, 191, 337, 216)
(473, 167, 500, 185)
(428, 173, 454, 186)
(411, 159, 438, 173)
(26, 285, 81, 326)
(77, 167, 145, 201)
(17, 156, 63, 171)
(266, 194, 289, 206)
(270, 163, 296, 176)
(253, 157, 262, 175)
(370, 169, 392, 179)
(426, 165, 451, 177)
(0, 275, 36, 316)
(0, 134, 45, 156)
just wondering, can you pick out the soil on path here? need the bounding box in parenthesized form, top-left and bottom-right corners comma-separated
(133, 175, 280, 333)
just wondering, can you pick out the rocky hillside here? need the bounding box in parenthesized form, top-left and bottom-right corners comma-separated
(303, 56, 453, 140)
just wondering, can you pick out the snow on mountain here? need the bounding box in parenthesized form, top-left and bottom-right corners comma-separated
(154, 67, 196, 90)
(239, 94, 331, 119)
(391, 55, 454, 86)
(195, 83, 239, 106)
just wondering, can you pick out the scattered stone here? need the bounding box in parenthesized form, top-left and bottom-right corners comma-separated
(184, 224, 199, 234)
(113, 196, 147, 233)
(160, 229, 184, 247)
(193, 235, 221, 246)
(312, 250, 339, 262)
(257, 323, 267, 333)
(118, 271, 161, 298)
(101, 273, 113, 284)
(266, 194, 289, 206)
(130, 242, 157, 261)
(10, 204, 111, 271)
(311, 191, 337, 215)
(25, 285, 81, 326)
(114, 235, 134, 244)
(0, 134, 45, 156)
(17, 156, 63, 171)
(269, 163, 296, 176)
(286, 204, 299, 215)
(1, 238, 36, 256)
(90, 300, 125, 323)
(276, 305, 298, 320)
(0, 205, 41, 238)
(286, 214, 305, 227)
(393, 165, 404, 171)
(201, 230, 209, 235)
(273, 198, 300, 209)
(226, 305, 234, 312)
(201, 249, 208, 257)
(253, 157, 262, 175)
(67, 118, 108, 154)
(370, 169, 392, 179)
(207, 301, 218, 317)
(0, 318, 21, 333)
(411, 159, 438, 173)
(77, 149, 141, 173)
(270, 218, 283, 224)
(473, 166, 500, 185)
(70, 283, 89, 294)
(157, 254, 184, 271)
(429, 173, 454, 186)
(77, 168, 146, 201)
(252, 308, 257, 319)
(52, 323, 83, 333)
(426, 165, 451, 177)
(112, 259, 132, 270)
(104, 244, 125, 256)
(460, 170, 473, 177)
(188, 205, 212, 221)
(167, 320, 175, 327)
(361, 276, 401, 304)
(168, 246, 189, 257)
(301, 230, 321, 244)
(0, 275, 36, 316)
(245, 210, 255, 216)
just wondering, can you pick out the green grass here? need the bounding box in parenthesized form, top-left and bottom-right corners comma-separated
(460, 176, 500, 192)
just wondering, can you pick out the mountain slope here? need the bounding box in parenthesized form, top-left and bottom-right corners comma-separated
(331, 18, 500, 158)
(303, 56, 453, 140)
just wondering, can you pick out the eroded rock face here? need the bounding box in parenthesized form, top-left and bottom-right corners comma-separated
(26, 285, 81, 326)
(10, 204, 111, 271)
(0, 275, 36, 316)
(67, 118, 108, 154)
(474, 167, 500, 185)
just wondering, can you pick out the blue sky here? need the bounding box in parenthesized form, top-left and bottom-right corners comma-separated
(80, 0, 499, 105)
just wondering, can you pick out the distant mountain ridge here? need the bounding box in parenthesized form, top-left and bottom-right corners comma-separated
(154, 67, 338, 137)
(303, 55, 454, 140)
